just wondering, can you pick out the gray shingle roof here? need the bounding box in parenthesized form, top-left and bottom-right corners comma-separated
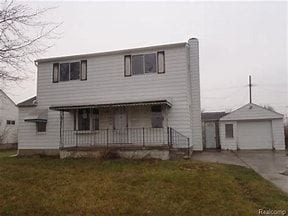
(201, 112, 227, 121)
(17, 96, 37, 107)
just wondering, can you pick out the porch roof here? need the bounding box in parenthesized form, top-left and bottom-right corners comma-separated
(49, 99, 172, 111)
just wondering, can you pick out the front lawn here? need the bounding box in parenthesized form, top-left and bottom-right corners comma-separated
(0, 150, 287, 215)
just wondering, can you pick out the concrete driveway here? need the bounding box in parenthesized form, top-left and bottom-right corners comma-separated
(192, 151, 288, 193)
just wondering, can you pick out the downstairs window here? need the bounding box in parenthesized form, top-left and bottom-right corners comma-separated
(36, 122, 46, 133)
(76, 108, 99, 131)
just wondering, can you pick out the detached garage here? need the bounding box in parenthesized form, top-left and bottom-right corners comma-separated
(219, 103, 285, 150)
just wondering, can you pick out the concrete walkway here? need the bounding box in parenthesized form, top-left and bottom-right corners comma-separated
(192, 151, 288, 194)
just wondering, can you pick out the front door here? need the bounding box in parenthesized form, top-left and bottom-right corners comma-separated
(205, 122, 217, 149)
(112, 108, 128, 144)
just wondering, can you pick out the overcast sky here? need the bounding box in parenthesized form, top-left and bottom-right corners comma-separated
(4, 1, 287, 114)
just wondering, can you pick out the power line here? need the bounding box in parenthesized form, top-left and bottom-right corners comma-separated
(254, 83, 287, 87)
(256, 87, 287, 94)
(202, 85, 246, 92)
(202, 87, 244, 100)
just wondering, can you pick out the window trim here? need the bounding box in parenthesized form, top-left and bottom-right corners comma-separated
(157, 51, 165, 74)
(124, 55, 131, 77)
(80, 60, 87, 81)
(52, 63, 59, 83)
(225, 124, 234, 138)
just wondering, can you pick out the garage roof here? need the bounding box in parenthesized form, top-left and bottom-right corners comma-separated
(201, 112, 227, 121)
(220, 103, 283, 121)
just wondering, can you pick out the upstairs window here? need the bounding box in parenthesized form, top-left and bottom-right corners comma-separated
(132, 55, 144, 75)
(145, 53, 157, 73)
(60, 63, 70, 81)
(124, 51, 165, 76)
(53, 60, 87, 82)
(70, 62, 80, 80)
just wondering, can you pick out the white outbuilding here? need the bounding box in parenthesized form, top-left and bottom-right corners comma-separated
(219, 103, 285, 150)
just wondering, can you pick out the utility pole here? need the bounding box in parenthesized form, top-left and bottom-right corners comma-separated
(249, 75, 252, 103)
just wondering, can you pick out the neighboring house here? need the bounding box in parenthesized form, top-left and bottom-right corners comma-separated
(219, 103, 285, 150)
(17, 38, 203, 158)
(201, 112, 227, 150)
(0, 90, 18, 146)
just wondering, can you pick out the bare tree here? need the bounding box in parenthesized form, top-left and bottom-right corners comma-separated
(0, 0, 60, 83)
(0, 125, 10, 144)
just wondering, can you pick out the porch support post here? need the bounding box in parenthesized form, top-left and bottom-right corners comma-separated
(187, 138, 190, 157)
(106, 129, 109, 149)
(169, 127, 173, 148)
(167, 127, 170, 147)
(142, 128, 145, 148)
(60, 111, 64, 149)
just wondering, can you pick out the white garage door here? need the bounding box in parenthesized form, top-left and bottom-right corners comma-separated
(237, 120, 273, 149)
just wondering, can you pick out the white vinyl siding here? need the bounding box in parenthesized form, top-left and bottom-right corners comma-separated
(219, 103, 285, 151)
(220, 119, 285, 150)
(19, 44, 201, 150)
(271, 119, 285, 150)
(0, 91, 18, 144)
(220, 121, 237, 150)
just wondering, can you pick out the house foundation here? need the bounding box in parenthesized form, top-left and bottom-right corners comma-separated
(59, 147, 192, 160)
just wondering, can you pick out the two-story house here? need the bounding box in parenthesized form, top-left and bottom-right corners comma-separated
(17, 38, 202, 159)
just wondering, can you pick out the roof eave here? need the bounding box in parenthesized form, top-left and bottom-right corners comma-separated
(35, 42, 187, 64)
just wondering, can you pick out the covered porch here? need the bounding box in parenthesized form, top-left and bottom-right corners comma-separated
(50, 99, 190, 152)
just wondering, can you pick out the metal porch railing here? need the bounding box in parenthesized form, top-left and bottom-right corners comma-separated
(60, 127, 190, 151)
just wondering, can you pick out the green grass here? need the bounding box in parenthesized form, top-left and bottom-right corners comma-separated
(0, 150, 287, 216)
